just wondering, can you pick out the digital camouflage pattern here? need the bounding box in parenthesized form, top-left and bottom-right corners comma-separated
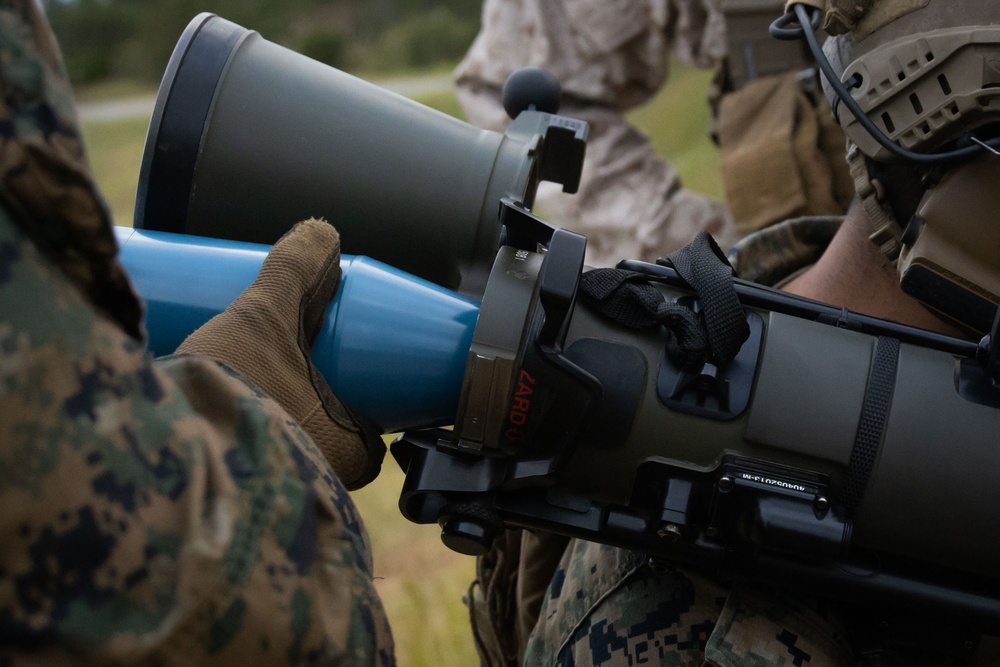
(523, 541, 855, 667)
(0, 1, 393, 664)
(0, 0, 141, 340)
(726, 216, 842, 286)
(521, 218, 859, 667)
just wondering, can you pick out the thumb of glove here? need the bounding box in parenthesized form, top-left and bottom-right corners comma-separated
(176, 218, 384, 489)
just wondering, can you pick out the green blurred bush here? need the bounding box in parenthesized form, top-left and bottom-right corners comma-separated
(299, 30, 349, 68)
(370, 8, 478, 70)
(47, 0, 135, 84)
(43, 0, 483, 85)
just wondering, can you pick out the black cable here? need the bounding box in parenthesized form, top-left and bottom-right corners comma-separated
(769, 7, 821, 39)
(771, 3, 1000, 165)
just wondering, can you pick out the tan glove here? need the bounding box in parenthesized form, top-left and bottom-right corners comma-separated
(177, 218, 384, 489)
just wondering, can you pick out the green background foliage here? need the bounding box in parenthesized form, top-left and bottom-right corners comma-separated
(44, 0, 483, 83)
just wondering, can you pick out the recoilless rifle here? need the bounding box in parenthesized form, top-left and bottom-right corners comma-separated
(128, 7, 1000, 659)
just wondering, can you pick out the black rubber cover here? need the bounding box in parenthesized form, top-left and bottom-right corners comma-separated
(134, 13, 247, 232)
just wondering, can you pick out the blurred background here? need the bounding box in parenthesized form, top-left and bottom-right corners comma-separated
(46, 2, 722, 664)
(44, 0, 482, 84)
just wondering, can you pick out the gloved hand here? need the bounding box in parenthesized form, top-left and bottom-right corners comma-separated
(177, 218, 384, 489)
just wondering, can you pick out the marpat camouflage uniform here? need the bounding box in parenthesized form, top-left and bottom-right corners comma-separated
(523, 218, 856, 667)
(454, 0, 738, 267)
(0, 1, 393, 663)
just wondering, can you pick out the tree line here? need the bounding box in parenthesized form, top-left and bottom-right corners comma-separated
(42, 0, 484, 85)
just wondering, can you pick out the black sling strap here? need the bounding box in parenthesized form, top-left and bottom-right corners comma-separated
(580, 232, 750, 369)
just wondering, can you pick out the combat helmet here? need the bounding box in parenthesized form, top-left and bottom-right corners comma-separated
(775, 0, 1000, 334)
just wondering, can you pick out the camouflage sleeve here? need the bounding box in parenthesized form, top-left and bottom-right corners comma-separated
(522, 539, 855, 667)
(0, 0, 143, 339)
(0, 3, 393, 663)
(454, 0, 673, 111)
(726, 216, 842, 286)
(455, 0, 727, 111)
(0, 213, 394, 665)
(668, 0, 727, 70)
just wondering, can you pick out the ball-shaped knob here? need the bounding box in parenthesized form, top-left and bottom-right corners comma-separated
(502, 67, 561, 119)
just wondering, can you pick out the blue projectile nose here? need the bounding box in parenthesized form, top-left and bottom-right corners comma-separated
(115, 227, 479, 433)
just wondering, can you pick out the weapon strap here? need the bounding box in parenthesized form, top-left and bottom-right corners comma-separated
(579, 232, 750, 369)
(843, 335, 900, 516)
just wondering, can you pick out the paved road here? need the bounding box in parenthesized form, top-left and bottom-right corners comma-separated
(78, 72, 455, 123)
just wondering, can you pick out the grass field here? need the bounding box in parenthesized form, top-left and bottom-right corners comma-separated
(78, 62, 721, 666)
